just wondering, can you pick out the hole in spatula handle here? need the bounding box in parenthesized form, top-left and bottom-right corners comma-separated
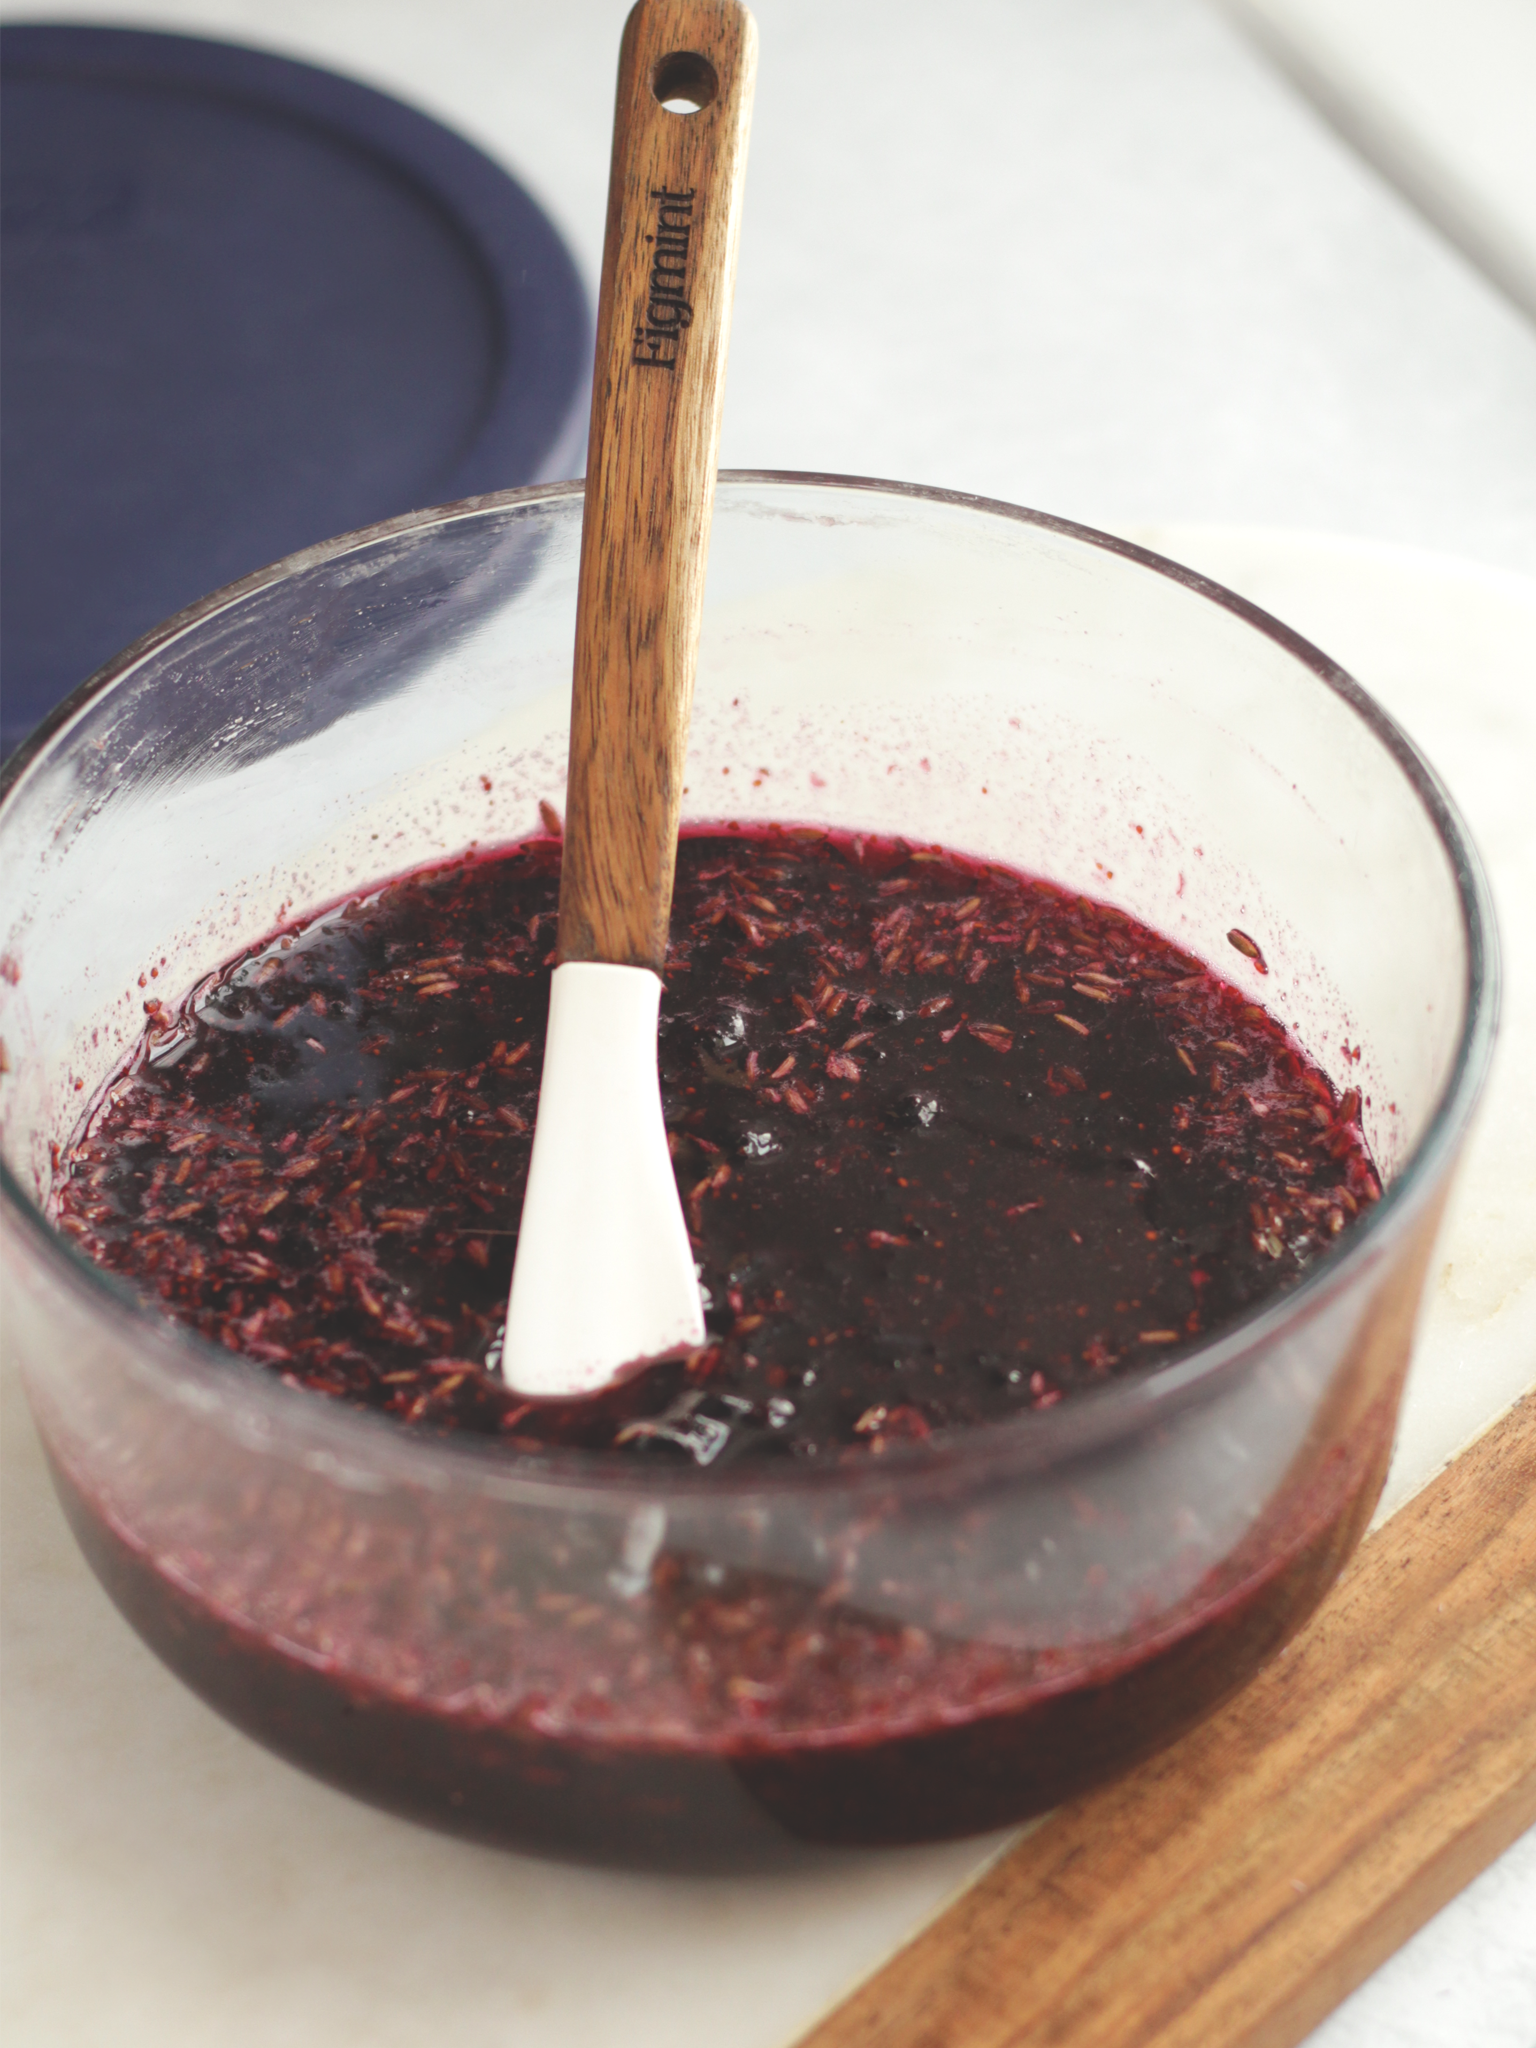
(652, 50, 718, 113)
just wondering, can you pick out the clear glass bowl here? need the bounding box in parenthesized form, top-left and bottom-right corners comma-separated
(0, 476, 1497, 1870)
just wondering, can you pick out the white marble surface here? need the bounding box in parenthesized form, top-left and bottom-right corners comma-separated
(1218, 0, 1536, 319)
(4, 3, 1536, 2041)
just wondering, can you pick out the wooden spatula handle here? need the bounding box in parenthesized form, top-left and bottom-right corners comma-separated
(558, 0, 758, 972)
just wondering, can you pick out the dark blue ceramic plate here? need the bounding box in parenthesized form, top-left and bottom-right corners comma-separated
(1, 24, 591, 753)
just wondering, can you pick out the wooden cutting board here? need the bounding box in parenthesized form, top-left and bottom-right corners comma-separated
(799, 1390, 1536, 2048)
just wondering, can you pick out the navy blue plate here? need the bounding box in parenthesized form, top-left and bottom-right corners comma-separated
(1, 24, 591, 753)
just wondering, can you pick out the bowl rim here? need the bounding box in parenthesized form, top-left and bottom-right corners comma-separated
(0, 470, 1502, 1506)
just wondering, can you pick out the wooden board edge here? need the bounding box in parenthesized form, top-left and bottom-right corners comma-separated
(796, 1388, 1536, 2048)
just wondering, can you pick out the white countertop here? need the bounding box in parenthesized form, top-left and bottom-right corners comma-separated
(3, 4, 1534, 2042)
(1218, 0, 1536, 321)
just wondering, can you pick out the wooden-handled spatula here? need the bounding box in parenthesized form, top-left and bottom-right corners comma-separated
(502, 0, 757, 1398)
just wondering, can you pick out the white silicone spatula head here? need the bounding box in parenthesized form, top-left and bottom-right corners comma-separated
(501, 0, 757, 1400)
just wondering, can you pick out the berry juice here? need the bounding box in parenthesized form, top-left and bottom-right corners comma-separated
(45, 827, 1390, 1866)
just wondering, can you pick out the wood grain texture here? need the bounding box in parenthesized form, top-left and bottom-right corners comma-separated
(559, 0, 757, 971)
(799, 1390, 1536, 2048)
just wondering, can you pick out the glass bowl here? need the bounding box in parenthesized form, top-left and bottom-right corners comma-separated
(0, 475, 1497, 1870)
